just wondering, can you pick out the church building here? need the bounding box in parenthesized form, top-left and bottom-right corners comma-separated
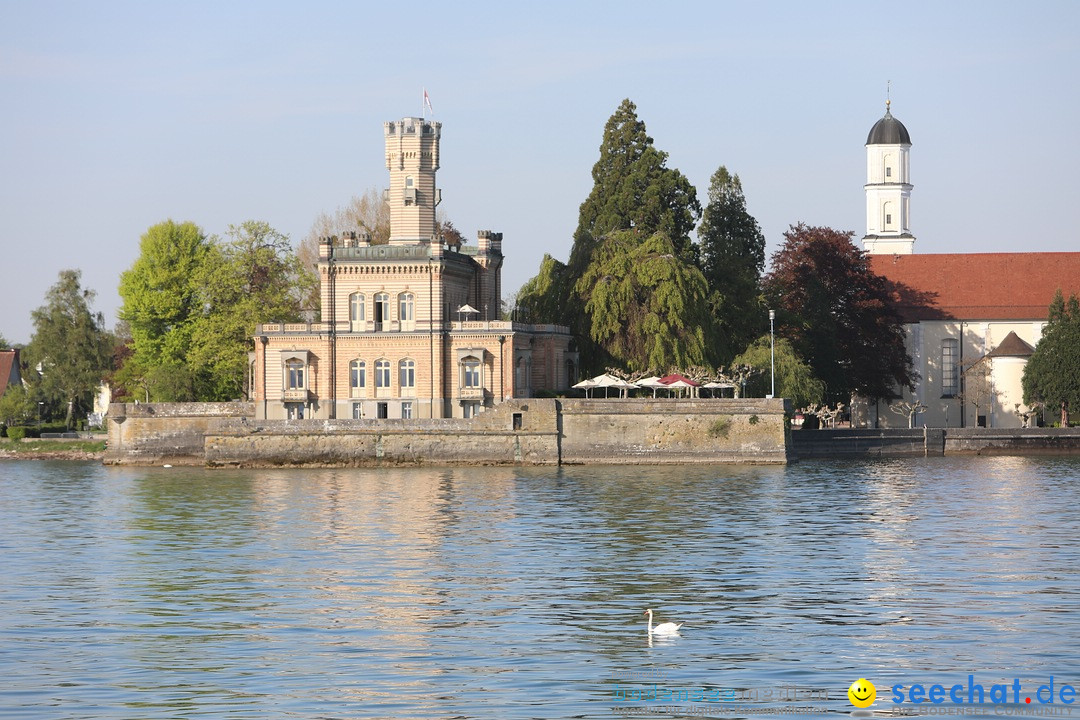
(858, 102, 1080, 428)
(251, 116, 577, 420)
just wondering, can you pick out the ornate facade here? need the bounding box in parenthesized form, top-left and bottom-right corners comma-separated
(252, 116, 576, 420)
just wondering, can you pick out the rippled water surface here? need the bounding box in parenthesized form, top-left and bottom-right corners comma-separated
(2, 457, 1080, 718)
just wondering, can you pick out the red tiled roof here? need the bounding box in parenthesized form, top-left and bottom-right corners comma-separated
(0, 350, 18, 398)
(869, 252, 1080, 322)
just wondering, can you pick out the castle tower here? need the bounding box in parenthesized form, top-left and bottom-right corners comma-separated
(863, 101, 915, 254)
(384, 117, 442, 245)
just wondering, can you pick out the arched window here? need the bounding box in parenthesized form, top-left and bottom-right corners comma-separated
(398, 292, 415, 331)
(286, 359, 305, 390)
(374, 293, 390, 331)
(461, 356, 481, 388)
(349, 293, 365, 332)
(399, 358, 416, 395)
(882, 201, 895, 230)
(349, 360, 366, 397)
(375, 359, 391, 389)
(565, 359, 576, 387)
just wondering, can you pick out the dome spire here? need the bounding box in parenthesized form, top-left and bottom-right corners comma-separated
(885, 80, 892, 114)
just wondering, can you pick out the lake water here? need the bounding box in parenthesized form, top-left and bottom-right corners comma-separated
(2, 457, 1080, 719)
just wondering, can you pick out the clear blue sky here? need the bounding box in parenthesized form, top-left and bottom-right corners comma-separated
(2, 1, 1078, 345)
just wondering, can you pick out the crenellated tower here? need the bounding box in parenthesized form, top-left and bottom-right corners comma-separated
(863, 100, 915, 254)
(384, 117, 442, 245)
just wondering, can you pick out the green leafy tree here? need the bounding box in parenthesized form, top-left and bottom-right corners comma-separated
(698, 167, 767, 360)
(189, 221, 310, 401)
(512, 254, 572, 324)
(576, 230, 711, 371)
(1023, 290, 1080, 426)
(118, 220, 211, 400)
(762, 223, 913, 403)
(24, 270, 112, 428)
(0, 382, 35, 428)
(732, 335, 825, 408)
(0, 332, 9, 348)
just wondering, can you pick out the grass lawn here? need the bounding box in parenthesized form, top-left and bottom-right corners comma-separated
(0, 438, 107, 454)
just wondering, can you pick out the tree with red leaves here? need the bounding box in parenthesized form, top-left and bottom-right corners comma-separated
(762, 223, 914, 403)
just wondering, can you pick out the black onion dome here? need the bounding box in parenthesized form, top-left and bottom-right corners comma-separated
(866, 106, 911, 145)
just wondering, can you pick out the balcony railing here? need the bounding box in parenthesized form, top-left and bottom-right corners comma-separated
(282, 389, 311, 401)
(458, 386, 487, 399)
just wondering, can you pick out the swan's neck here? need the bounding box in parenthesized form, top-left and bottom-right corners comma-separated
(646, 611, 652, 633)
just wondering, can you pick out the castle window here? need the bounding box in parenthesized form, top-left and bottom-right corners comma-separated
(349, 293, 366, 332)
(401, 401, 413, 419)
(399, 292, 415, 331)
(399, 358, 416, 395)
(461, 356, 481, 388)
(374, 293, 390, 331)
(352, 402, 364, 419)
(941, 339, 959, 397)
(375, 359, 391, 389)
(286, 359, 305, 390)
(350, 360, 366, 397)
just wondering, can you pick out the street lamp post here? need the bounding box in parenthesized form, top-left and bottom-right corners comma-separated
(768, 309, 776, 399)
(38, 402, 44, 430)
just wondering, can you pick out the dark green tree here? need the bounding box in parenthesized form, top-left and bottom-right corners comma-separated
(518, 99, 701, 372)
(1022, 290, 1080, 426)
(576, 230, 712, 371)
(762, 223, 914, 403)
(118, 220, 211, 400)
(25, 270, 112, 428)
(189, 221, 310, 400)
(568, 98, 701, 278)
(698, 166, 767, 361)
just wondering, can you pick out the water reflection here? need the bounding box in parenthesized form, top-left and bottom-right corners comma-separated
(1, 457, 1079, 718)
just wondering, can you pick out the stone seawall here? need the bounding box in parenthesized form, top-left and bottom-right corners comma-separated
(792, 427, 1080, 458)
(106, 402, 254, 466)
(105, 398, 790, 467)
(558, 398, 789, 464)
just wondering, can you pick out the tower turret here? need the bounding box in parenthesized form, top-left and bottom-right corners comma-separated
(384, 117, 442, 245)
(863, 100, 915, 254)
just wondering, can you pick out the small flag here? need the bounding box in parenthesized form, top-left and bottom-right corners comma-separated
(423, 88, 433, 114)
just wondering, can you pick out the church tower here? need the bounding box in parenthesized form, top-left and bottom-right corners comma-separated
(863, 100, 915, 254)
(384, 117, 442, 245)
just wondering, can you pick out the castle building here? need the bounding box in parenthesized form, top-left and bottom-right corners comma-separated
(251, 116, 577, 421)
(859, 103, 1080, 428)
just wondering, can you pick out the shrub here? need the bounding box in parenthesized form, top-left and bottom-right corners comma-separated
(707, 417, 731, 439)
(7, 426, 28, 441)
(749, 414, 760, 425)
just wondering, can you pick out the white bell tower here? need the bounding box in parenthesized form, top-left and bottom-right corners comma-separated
(863, 100, 915, 255)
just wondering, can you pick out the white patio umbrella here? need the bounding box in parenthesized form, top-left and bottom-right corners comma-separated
(702, 381, 736, 398)
(637, 376, 666, 398)
(457, 304, 479, 323)
(572, 377, 598, 398)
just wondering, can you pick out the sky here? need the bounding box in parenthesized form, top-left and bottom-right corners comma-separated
(2, 1, 1078, 345)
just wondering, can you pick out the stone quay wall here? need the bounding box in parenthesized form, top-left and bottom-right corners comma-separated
(105, 398, 790, 467)
(105, 402, 254, 466)
(791, 427, 1080, 458)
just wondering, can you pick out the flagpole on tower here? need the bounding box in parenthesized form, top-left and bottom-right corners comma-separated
(423, 88, 433, 119)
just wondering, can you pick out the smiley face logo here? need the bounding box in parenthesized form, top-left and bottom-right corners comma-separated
(848, 678, 876, 708)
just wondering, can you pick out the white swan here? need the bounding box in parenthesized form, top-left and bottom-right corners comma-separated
(644, 608, 683, 635)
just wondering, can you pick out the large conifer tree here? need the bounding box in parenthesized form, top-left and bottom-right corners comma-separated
(698, 166, 766, 361)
